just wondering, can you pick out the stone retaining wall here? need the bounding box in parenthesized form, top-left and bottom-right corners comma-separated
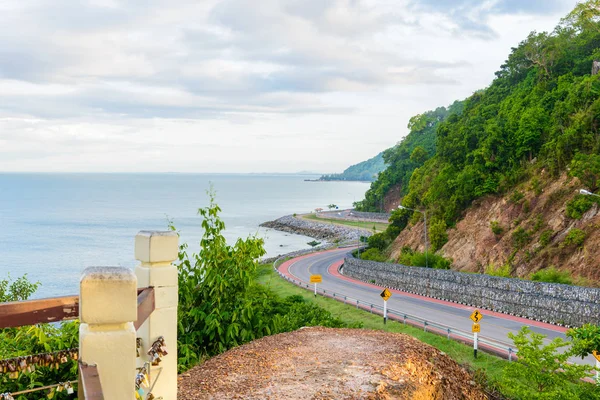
(343, 257, 600, 327)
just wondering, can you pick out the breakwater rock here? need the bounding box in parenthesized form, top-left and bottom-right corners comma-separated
(260, 215, 371, 243)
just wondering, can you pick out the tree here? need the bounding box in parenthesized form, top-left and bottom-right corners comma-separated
(428, 218, 448, 252)
(567, 323, 600, 359)
(174, 191, 268, 369)
(410, 146, 429, 165)
(327, 204, 338, 210)
(502, 327, 594, 399)
(307, 240, 321, 248)
(562, 0, 600, 33)
(570, 153, 600, 191)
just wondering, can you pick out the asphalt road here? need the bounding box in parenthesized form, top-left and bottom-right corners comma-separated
(280, 247, 597, 367)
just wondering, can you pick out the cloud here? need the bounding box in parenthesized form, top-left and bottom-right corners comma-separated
(0, 0, 580, 172)
(0, 0, 475, 120)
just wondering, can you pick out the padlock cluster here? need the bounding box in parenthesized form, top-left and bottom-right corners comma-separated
(135, 364, 150, 400)
(147, 336, 168, 365)
(55, 381, 75, 395)
(0, 348, 78, 379)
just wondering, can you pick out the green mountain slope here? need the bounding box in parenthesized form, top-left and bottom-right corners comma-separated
(356, 101, 464, 210)
(319, 152, 386, 181)
(359, 0, 600, 232)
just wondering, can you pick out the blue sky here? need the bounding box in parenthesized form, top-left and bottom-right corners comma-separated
(0, 0, 579, 172)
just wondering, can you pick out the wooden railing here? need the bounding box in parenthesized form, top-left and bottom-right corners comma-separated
(0, 287, 155, 398)
(0, 287, 154, 329)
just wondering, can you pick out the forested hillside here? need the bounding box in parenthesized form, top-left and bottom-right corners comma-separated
(358, 1, 600, 284)
(361, 1, 600, 224)
(319, 152, 386, 181)
(356, 101, 464, 211)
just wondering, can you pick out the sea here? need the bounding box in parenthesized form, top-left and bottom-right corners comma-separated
(0, 173, 369, 297)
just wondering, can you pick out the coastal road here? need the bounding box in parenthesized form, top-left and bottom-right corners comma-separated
(278, 247, 597, 367)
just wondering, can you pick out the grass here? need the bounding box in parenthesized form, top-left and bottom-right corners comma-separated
(301, 213, 389, 232)
(256, 263, 508, 394)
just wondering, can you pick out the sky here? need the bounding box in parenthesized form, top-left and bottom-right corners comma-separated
(0, 0, 581, 173)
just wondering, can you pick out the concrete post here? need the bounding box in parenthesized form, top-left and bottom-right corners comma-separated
(79, 267, 137, 400)
(135, 231, 179, 400)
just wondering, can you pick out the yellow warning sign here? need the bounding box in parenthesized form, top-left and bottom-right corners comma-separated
(593, 350, 600, 362)
(380, 288, 392, 301)
(470, 310, 483, 323)
(472, 323, 480, 333)
(310, 274, 322, 283)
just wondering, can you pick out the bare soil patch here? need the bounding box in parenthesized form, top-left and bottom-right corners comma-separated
(178, 327, 487, 400)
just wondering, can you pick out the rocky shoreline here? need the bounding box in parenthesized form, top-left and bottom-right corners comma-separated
(259, 214, 373, 264)
(261, 215, 371, 241)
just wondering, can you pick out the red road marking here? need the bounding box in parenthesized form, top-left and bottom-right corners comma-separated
(278, 249, 567, 334)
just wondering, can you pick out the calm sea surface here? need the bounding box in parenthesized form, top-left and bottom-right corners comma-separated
(0, 173, 368, 297)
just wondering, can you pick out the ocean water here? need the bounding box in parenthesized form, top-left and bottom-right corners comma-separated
(0, 173, 369, 297)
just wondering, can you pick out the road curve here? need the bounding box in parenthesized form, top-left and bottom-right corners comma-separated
(277, 247, 596, 366)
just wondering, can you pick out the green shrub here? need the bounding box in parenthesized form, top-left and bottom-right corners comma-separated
(512, 227, 532, 248)
(530, 266, 573, 285)
(566, 195, 595, 219)
(509, 190, 525, 204)
(0, 275, 79, 399)
(173, 194, 362, 372)
(398, 249, 451, 269)
(501, 327, 597, 399)
(267, 294, 361, 332)
(428, 218, 448, 251)
(360, 248, 387, 262)
(532, 214, 545, 232)
(523, 199, 530, 213)
(567, 324, 600, 359)
(485, 263, 512, 278)
(539, 229, 554, 247)
(562, 228, 585, 248)
(490, 220, 504, 236)
(367, 232, 389, 250)
(530, 177, 542, 196)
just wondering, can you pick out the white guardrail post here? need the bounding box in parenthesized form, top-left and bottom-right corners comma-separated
(79, 267, 138, 399)
(135, 231, 179, 400)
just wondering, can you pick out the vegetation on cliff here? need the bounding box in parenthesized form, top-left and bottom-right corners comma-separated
(356, 101, 463, 211)
(319, 151, 386, 182)
(358, 1, 600, 282)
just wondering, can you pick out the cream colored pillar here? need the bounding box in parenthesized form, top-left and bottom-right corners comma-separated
(135, 231, 179, 400)
(79, 267, 137, 400)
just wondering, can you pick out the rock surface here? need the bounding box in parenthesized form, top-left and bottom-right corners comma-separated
(261, 215, 372, 243)
(390, 173, 600, 284)
(177, 327, 488, 400)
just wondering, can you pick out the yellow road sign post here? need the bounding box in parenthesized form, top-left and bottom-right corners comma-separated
(470, 310, 483, 323)
(380, 288, 392, 324)
(469, 310, 483, 358)
(380, 288, 391, 301)
(310, 275, 322, 297)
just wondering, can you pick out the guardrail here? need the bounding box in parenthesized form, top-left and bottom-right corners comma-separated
(273, 259, 518, 361)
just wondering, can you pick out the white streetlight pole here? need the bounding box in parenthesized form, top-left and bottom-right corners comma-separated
(580, 189, 600, 198)
(398, 205, 428, 268)
(349, 193, 360, 258)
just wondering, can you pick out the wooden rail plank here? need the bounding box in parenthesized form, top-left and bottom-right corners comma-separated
(79, 362, 104, 400)
(134, 287, 155, 330)
(0, 287, 151, 329)
(0, 295, 79, 328)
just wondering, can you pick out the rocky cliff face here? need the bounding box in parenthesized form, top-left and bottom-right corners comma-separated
(390, 173, 600, 285)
